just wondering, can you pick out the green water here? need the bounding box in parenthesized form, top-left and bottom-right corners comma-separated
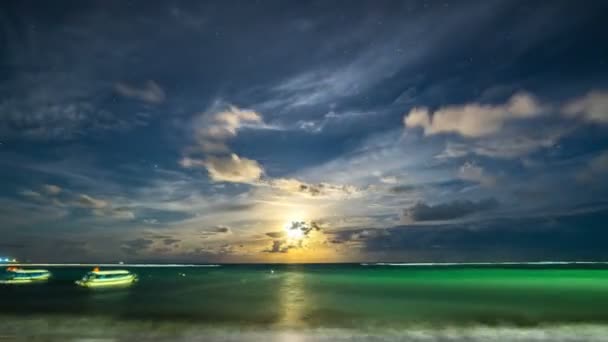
(2, 264, 608, 340)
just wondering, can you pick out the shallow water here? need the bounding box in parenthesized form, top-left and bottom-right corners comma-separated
(2, 264, 608, 340)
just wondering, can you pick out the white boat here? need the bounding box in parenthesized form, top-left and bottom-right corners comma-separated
(0, 267, 51, 284)
(75, 268, 137, 288)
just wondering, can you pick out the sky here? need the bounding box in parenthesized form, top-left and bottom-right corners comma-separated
(1, 0, 608, 263)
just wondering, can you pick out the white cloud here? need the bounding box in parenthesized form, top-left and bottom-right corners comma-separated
(562, 90, 608, 123)
(19, 190, 43, 199)
(380, 176, 398, 184)
(193, 106, 263, 153)
(404, 92, 544, 137)
(42, 184, 62, 195)
(114, 80, 166, 104)
(201, 154, 264, 184)
(265, 178, 362, 199)
(75, 194, 108, 209)
(437, 125, 565, 159)
(458, 162, 496, 187)
(181, 105, 271, 185)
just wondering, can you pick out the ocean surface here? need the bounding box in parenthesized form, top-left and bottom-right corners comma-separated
(2, 263, 608, 341)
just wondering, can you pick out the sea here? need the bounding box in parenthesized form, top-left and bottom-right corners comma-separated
(2, 263, 608, 341)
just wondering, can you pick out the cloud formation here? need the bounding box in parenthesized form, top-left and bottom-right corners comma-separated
(266, 178, 361, 198)
(42, 184, 62, 195)
(114, 80, 166, 104)
(201, 225, 232, 238)
(264, 240, 293, 253)
(93, 206, 136, 220)
(194, 106, 263, 154)
(577, 151, 608, 183)
(197, 154, 264, 183)
(180, 106, 267, 184)
(563, 90, 608, 123)
(403, 198, 499, 222)
(458, 162, 496, 187)
(75, 194, 108, 209)
(404, 93, 544, 137)
(121, 238, 154, 255)
(263, 221, 323, 253)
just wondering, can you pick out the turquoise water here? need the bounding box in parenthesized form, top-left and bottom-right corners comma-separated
(2, 264, 608, 341)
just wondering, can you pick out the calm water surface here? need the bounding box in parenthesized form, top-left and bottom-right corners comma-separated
(2, 264, 608, 341)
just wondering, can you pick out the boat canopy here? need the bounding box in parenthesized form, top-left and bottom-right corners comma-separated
(90, 270, 131, 275)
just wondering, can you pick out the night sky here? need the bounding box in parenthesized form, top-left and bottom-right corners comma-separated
(1, 0, 608, 263)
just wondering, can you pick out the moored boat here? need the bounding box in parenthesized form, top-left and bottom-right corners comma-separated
(75, 267, 137, 288)
(0, 267, 51, 284)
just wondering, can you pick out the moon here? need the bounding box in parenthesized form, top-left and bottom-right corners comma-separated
(284, 221, 305, 240)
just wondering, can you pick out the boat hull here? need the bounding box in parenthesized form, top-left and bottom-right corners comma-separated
(75, 274, 137, 288)
(0, 271, 50, 284)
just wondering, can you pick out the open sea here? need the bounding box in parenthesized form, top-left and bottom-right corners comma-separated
(2, 263, 608, 341)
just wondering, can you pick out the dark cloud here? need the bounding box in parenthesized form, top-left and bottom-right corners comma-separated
(263, 240, 292, 254)
(286, 220, 322, 236)
(211, 226, 231, 233)
(163, 238, 181, 246)
(389, 185, 417, 194)
(263, 221, 324, 253)
(356, 208, 608, 262)
(121, 238, 154, 255)
(404, 198, 499, 222)
(328, 229, 389, 245)
(212, 203, 258, 213)
(201, 225, 232, 238)
(266, 231, 285, 239)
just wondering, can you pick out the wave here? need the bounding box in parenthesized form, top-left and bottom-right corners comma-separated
(2, 315, 608, 341)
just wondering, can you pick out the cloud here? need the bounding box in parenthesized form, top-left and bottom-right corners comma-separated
(163, 238, 181, 246)
(379, 176, 398, 184)
(114, 80, 166, 104)
(264, 240, 292, 253)
(265, 231, 286, 239)
(0, 100, 123, 140)
(577, 151, 608, 183)
(211, 225, 231, 233)
(389, 185, 417, 194)
(75, 194, 108, 209)
(436, 127, 564, 159)
(201, 225, 232, 238)
(263, 221, 323, 253)
(265, 178, 361, 198)
(403, 198, 499, 222)
(181, 106, 268, 184)
(404, 92, 544, 137)
(42, 184, 62, 195)
(193, 106, 263, 154)
(562, 90, 608, 123)
(17, 184, 136, 221)
(329, 228, 389, 245)
(286, 220, 322, 236)
(93, 206, 136, 220)
(19, 190, 43, 199)
(458, 162, 496, 186)
(189, 154, 264, 183)
(121, 238, 154, 255)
